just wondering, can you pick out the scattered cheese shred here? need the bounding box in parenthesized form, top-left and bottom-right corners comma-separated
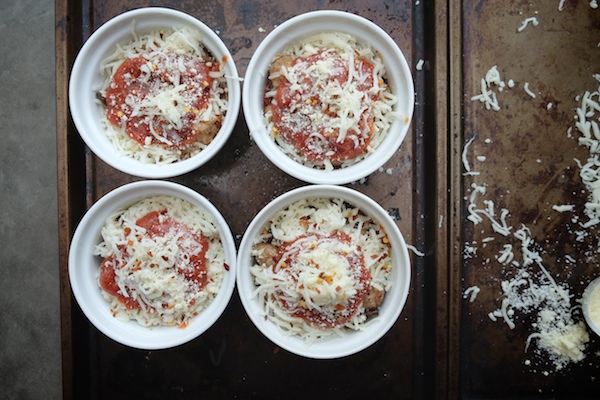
(471, 65, 509, 111)
(463, 175, 590, 372)
(407, 244, 425, 257)
(524, 82, 537, 98)
(517, 17, 539, 32)
(552, 204, 575, 213)
(573, 75, 600, 225)
(463, 286, 480, 303)
(462, 136, 480, 176)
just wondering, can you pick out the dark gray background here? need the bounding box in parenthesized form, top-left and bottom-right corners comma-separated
(0, 0, 61, 398)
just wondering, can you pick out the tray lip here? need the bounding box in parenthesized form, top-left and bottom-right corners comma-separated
(447, 0, 463, 397)
(54, 1, 452, 399)
(429, 0, 452, 397)
(56, 0, 79, 398)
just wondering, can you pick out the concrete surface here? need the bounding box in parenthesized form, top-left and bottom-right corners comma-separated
(0, 0, 62, 398)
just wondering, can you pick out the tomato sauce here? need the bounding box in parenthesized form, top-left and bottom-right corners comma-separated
(270, 50, 379, 163)
(276, 232, 372, 328)
(98, 257, 140, 310)
(98, 209, 209, 310)
(105, 52, 221, 150)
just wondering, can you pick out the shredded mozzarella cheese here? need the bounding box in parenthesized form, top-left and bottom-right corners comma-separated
(471, 65, 509, 111)
(93, 196, 226, 327)
(264, 32, 399, 171)
(250, 197, 393, 342)
(572, 75, 600, 224)
(517, 17, 539, 32)
(523, 82, 537, 98)
(463, 286, 480, 303)
(97, 26, 229, 164)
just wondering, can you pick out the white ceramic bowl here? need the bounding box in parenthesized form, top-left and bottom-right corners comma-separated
(242, 10, 414, 185)
(236, 185, 411, 358)
(582, 277, 600, 337)
(69, 8, 241, 178)
(68, 180, 237, 350)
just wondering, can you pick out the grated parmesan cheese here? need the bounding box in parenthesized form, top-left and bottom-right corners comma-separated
(464, 176, 590, 371)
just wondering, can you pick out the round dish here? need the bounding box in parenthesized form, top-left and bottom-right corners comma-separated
(69, 180, 237, 350)
(242, 10, 414, 185)
(69, 8, 241, 178)
(237, 185, 411, 359)
(582, 276, 600, 337)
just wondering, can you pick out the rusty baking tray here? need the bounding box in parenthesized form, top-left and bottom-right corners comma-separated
(448, 0, 600, 398)
(56, 0, 449, 399)
(57, 0, 600, 399)
(56, 0, 600, 399)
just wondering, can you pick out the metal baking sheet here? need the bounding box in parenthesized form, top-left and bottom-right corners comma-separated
(56, 0, 448, 398)
(450, 0, 600, 398)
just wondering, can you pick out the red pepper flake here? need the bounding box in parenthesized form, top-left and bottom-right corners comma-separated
(273, 346, 280, 354)
(224, 263, 230, 271)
